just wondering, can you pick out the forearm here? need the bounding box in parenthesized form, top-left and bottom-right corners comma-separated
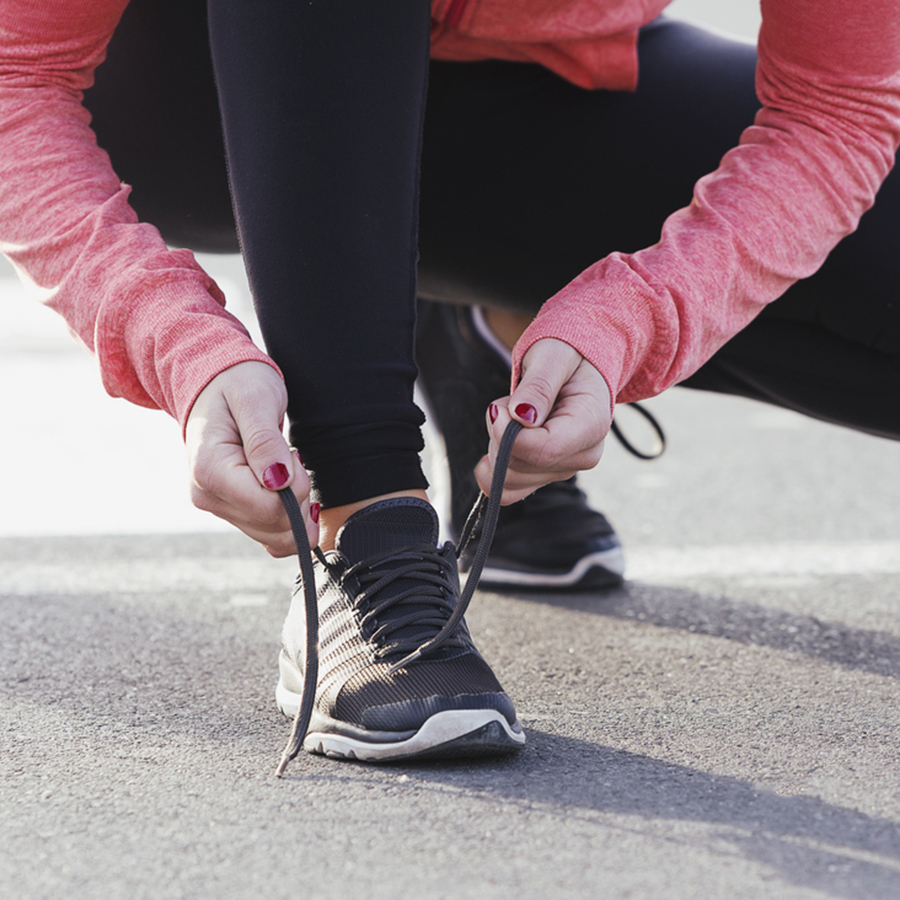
(513, 0, 900, 407)
(0, 0, 276, 427)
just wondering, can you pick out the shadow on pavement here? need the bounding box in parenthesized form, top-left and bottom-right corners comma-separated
(393, 728, 900, 899)
(499, 581, 900, 680)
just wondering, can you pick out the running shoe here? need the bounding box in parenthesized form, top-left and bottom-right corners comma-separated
(415, 298, 625, 590)
(276, 496, 525, 763)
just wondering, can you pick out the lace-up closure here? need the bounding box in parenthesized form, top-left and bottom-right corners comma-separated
(274, 421, 524, 774)
(341, 544, 465, 661)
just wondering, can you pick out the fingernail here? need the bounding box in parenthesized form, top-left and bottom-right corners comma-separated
(262, 462, 290, 490)
(310, 502, 320, 524)
(293, 449, 303, 465)
(489, 403, 498, 424)
(515, 403, 538, 424)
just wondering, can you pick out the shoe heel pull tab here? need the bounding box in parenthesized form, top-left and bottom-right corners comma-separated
(390, 420, 523, 675)
(275, 489, 319, 778)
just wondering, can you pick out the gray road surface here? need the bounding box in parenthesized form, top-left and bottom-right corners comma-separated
(3, 386, 900, 900)
(4, 4, 900, 898)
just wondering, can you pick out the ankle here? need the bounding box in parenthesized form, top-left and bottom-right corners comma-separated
(318, 489, 430, 551)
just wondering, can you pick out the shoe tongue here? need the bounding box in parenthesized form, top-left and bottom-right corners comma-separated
(336, 498, 439, 564)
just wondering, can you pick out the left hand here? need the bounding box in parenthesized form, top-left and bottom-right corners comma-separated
(185, 361, 318, 557)
(475, 338, 612, 504)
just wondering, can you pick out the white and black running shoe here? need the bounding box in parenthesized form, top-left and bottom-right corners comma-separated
(416, 298, 627, 590)
(276, 496, 525, 764)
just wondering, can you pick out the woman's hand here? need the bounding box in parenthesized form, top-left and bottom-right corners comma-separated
(476, 339, 612, 504)
(185, 361, 318, 557)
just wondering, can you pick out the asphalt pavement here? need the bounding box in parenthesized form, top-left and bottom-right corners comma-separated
(3, 5, 900, 897)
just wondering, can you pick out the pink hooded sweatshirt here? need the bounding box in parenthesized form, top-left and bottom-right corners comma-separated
(1, 0, 899, 428)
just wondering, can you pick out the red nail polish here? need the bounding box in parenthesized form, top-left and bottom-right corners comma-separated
(262, 462, 290, 490)
(489, 403, 498, 424)
(515, 403, 538, 424)
(293, 450, 303, 465)
(310, 502, 320, 524)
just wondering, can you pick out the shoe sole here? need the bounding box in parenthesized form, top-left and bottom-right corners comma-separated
(478, 546, 626, 590)
(277, 682, 525, 762)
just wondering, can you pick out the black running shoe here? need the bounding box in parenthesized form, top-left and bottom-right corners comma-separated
(276, 497, 525, 762)
(479, 477, 623, 590)
(416, 298, 625, 590)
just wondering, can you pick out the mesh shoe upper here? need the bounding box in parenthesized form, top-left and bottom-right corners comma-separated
(280, 497, 518, 736)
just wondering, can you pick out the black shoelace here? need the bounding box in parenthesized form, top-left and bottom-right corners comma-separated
(348, 545, 463, 659)
(610, 401, 666, 461)
(274, 419, 523, 777)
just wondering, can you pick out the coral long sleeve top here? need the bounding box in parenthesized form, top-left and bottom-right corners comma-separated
(2, 1, 899, 427)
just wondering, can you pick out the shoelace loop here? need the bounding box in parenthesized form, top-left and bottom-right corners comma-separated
(274, 420, 522, 777)
(610, 401, 666, 460)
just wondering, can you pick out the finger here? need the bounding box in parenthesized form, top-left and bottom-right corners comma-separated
(505, 338, 582, 429)
(479, 402, 569, 501)
(189, 488, 297, 557)
(192, 457, 318, 554)
(474, 453, 576, 505)
(486, 388, 603, 465)
(242, 416, 319, 551)
(191, 472, 290, 534)
(291, 449, 321, 550)
(475, 441, 589, 501)
(479, 390, 606, 501)
(492, 418, 606, 475)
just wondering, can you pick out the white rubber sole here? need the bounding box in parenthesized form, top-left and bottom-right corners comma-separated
(305, 710, 524, 761)
(277, 682, 525, 762)
(478, 546, 626, 588)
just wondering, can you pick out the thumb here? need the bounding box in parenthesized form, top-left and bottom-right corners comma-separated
(507, 338, 582, 428)
(230, 400, 296, 493)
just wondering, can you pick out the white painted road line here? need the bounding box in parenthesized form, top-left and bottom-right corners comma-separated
(628, 541, 900, 581)
(2, 540, 900, 597)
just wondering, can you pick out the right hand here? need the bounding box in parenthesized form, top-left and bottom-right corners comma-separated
(185, 361, 318, 557)
(476, 338, 612, 504)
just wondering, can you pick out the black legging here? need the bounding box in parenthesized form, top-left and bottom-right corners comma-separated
(84, 1, 900, 508)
